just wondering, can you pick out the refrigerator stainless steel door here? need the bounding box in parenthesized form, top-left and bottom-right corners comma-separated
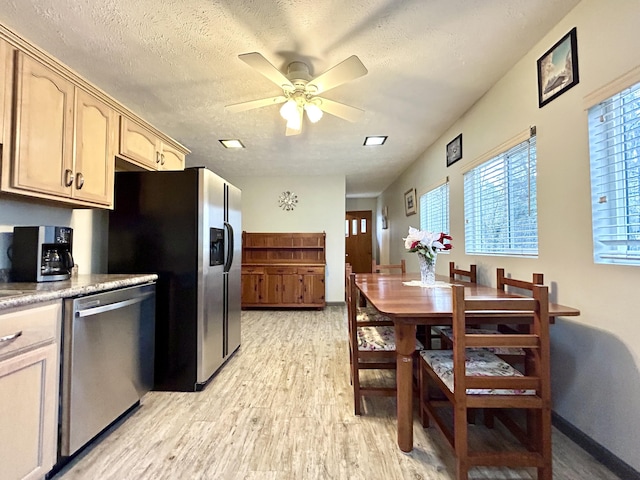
(198, 168, 225, 385)
(226, 182, 242, 357)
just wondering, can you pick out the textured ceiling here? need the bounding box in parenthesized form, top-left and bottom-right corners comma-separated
(0, 0, 580, 197)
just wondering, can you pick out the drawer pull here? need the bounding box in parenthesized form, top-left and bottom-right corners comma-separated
(0, 330, 22, 343)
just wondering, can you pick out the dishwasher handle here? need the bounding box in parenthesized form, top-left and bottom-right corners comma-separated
(76, 291, 155, 318)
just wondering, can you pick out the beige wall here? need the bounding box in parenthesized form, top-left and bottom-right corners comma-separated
(231, 175, 346, 303)
(379, 0, 640, 470)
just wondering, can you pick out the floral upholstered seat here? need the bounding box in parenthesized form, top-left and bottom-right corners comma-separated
(357, 304, 392, 322)
(357, 325, 424, 351)
(420, 349, 533, 395)
(435, 326, 525, 356)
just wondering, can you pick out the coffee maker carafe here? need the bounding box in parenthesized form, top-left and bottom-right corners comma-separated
(12, 226, 74, 282)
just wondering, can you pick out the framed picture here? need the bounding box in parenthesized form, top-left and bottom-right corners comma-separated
(446, 133, 463, 167)
(537, 27, 579, 108)
(404, 188, 417, 216)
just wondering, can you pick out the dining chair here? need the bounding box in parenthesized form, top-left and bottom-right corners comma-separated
(437, 268, 544, 365)
(371, 259, 406, 274)
(449, 261, 477, 283)
(418, 284, 552, 480)
(347, 272, 422, 415)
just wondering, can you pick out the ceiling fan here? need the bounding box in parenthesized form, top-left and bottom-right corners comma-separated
(225, 52, 368, 136)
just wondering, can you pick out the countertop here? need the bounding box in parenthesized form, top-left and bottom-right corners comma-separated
(0, 273, 158, 311)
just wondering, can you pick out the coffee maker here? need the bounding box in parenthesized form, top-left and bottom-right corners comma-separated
(12, 226, 74, 282)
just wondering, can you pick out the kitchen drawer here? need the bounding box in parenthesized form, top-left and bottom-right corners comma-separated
(242, 266, 264, 275)
(0, 301, 61, 361)
(265, 266, 298, 275)
(297, 266, 324, 275)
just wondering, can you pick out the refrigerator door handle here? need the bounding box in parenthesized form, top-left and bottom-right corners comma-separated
(223, 221, 234, 273)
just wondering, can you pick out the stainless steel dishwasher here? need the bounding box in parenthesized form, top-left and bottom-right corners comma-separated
(59, 282, 155, 458)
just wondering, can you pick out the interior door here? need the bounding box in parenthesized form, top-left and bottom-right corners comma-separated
(345, 210, 372, 273)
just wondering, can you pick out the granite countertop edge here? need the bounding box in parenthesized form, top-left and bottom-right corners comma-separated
(0, 273, 158, 311)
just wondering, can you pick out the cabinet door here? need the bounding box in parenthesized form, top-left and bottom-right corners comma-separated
(159, 142, 185, 171)
(241, 273, 263, 304)
(281, 274, 301, 304)
(0, 343, 58, 480)
(264, 274, 282, 304)
(0, 38, 11, 145)
(12, 51, 74, 197)
(301, 274, 325, 305)
(74, 88, 116, 206)
(119, 116, 159, 170)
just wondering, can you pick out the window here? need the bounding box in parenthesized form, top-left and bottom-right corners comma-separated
(589, 80, 640, 265)
(463, 135, 537, 256)
(419, 181, 449, 234)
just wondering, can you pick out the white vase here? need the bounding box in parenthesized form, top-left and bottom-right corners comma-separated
(417, 253, 436, 285)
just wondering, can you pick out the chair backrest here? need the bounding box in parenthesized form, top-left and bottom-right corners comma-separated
(372, 259, 406, 274)
(449, 262, 477, 283)
(345, 263, 352, 300)
(496, 268, 543, 293)
(450, 283, 550, 401)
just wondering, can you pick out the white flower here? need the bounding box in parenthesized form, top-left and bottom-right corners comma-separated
(403, 227, 452, 259)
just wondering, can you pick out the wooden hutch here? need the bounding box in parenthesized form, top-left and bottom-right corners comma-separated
(241, 232, 326, 309)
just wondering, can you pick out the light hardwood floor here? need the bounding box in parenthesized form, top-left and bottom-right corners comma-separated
(52, 306, 619, 480)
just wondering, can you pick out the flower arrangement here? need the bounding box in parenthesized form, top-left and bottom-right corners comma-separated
(404, 227, 452, 261)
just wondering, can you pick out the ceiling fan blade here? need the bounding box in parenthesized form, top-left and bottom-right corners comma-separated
(285, 106, 304, 136)
(314, 97, 365, 122)
(225, 96, 287, 113)
(238, 52, 294, 90)
(306, 55, 368, 95)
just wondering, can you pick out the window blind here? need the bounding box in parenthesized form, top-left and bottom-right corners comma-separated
(589, 80, 640, 265)
(464, 135, 537, 256)
(419, 182, 449, 234)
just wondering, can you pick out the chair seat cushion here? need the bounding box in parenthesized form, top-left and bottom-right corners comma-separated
(358, 325, 424, 351)
(357, 305, 391, 322)
(420, 349, 534, 395)
(434, 326, 525, 356)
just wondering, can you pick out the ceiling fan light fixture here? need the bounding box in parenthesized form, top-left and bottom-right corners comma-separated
(280, 99, 298, 121)
(286, 109, 303, 131)
(304, 103, 323, 123)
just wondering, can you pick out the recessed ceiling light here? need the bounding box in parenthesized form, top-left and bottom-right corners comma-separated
(219, 139, 245, 149)
(364, 136, 387, 146)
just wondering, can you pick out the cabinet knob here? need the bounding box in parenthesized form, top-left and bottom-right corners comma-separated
(156, 151, 161, 164)
(161, 153, 165, 165)
(76, 172, 85, 190)
(64, 169, 74, 187)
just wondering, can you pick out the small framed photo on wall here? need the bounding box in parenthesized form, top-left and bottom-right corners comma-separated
(446, 134, 463, 167)
(404, 188, 417, 216)
(537, 27, 579, 108)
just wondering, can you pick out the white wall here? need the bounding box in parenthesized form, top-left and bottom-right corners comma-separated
(379, 0, 640, 470)
(230, 175, 346, 303)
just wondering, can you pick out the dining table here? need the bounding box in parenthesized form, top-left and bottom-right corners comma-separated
(354, 272, 581, 453)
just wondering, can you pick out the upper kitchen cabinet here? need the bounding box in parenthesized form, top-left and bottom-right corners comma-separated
(74, 87, 117, 206)
(0, 22, 189, 209)
(119, 116, 185, 171)
(5, 52, 115, 207)
(0, 37, 11, 145)
(10, 51, 75, 199)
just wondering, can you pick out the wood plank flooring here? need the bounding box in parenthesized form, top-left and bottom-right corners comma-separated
(52, 306, 619, 479)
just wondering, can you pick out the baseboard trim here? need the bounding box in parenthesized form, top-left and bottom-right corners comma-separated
(552, 412, 639, 479)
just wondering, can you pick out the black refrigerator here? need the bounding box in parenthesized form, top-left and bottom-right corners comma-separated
(108, 167, 241, 391)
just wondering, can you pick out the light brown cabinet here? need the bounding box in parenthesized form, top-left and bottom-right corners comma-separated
(5, 51, 116, 207)
(0, 301, 61, 480)
(241, 232, 326, 309)
(119, 116, 185, 171)
(0, 23, 189, 209)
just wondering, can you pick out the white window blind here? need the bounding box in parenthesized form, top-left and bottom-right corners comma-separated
(589, 80, 640, 265)
(464, 135, 538, 256)
(419, 182, 449, 234)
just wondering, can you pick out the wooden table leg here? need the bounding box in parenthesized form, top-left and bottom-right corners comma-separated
(395, 322, 416, 452)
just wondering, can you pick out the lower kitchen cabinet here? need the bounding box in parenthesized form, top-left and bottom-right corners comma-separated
(241, 266, 264, 305)
(0, 301, 61, 480)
